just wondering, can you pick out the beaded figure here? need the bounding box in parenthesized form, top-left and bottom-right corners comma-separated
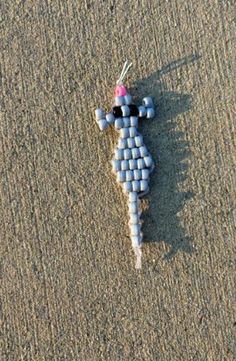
(95, 61, 155, 269)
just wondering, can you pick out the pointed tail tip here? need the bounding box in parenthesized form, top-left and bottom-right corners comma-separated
(134, 247, 142, 270)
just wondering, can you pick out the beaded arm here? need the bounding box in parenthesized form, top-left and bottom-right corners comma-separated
(138, 97, 155, 119)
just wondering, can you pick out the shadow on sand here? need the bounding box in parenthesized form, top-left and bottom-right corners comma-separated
(131, 54, 200, 260)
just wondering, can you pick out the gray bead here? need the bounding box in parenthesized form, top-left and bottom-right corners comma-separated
(129, 127, 137, 138)
(143, 97, 154, 108)
(140, 179, 149, 191)
(124, 149, 132, 160)
(129, 192, 138, 202)
(144, 155, 153, 168)
(134, 135, 143, 147)
(132, 180, 140, 192)
(137, 158, 145, 169)
(139, 145, 148, 157)
(115, 118, 123, 130)
(120, 127, 129, 138)
(124, 94, 132, 105)
(123, 181, 132, 193)
(112, 160, 121, 172)
(146, 107, 155, 119)
(129, 213, 140, 224)
(127, 137, 135, 148)
(128, 202, 139, 213)
(121, 105, 130, 116)
(115, 148, 123, 160)
(129, 159, 137, 170)
(118, 138, 127, 149)
(123, 117, 130, 127)
(98, 119, 108, 131)
(138, 105, 147, 118)
(131, 147, 140, 159)
(121, 160, 129, 171)
(141, 169, 149, 180)
(133, 169, 142, 180)
(126, 170, 134, 182)
(106, 112, 115, 124)
(117, 171, 126, 182)
(130, 224, 141, 236)
(130, 116, 138, 127)
(95, 108, 105, 120)
(115, 96, 125, 106)
(131, 235, 141, 248)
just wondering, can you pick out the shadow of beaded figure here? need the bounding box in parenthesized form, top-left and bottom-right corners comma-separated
(95, 63, 155, 269)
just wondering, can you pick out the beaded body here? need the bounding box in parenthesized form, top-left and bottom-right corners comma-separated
(95, 65, 155, 269)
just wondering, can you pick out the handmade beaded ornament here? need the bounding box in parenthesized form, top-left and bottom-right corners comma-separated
(95, 61, 155, 269)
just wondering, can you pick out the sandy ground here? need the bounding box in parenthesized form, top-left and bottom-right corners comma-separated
(0, 1, 236, 360)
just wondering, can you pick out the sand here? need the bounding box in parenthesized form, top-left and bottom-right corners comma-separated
(1, 1, 235, 360)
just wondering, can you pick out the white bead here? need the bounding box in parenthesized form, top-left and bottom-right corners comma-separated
(129, 192, 138, 202)
(98, 119, 108, 131)
(123, 117, 130, 127)
(106, 112, 115, 124)
(132, 180, 140, 192)
(129, 159, 137, 170)
(138, 106, 147, 118)
(121, 105, 130, 116)
(115, 118, 123, 130)
(118, 138, 127, 149)
(121, 160, 129, 171)
(143, 97, 153, 108)
(128, 202, 138, 213)
(95, 108, 105, 120)
(126, 170, 133, 182)
(144, 155, 153, 168)
(141, 169, 149, 179)
(131, 148, 140, 159)
(124, 94, 132, 105)
(117, 171, 126, 182)
(115, 148, 123, 160)
(137, 158, 145, 169)
(124, 149, 132, 160)
(131, 235, 141, 248)
(130, 116, 138, 127)
(129, 213, 139, 224)
(147, 107, 155, 119)
(112, 160, 121, 172)
(127, 137, 135, 148)
(130, 224, 141, 236)
(140, 179, 149, 191)
(123, 181, 132, 193)
(134, 135, 143, 147)
(129, 127, 137, 138)
(139, 145, 148, 157)
(133, 169, 142, 180)
(115, 96, 125, 106)
(120, 127, 129, 138)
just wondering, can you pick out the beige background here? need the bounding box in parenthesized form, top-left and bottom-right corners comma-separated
(1, 1, 236, 360)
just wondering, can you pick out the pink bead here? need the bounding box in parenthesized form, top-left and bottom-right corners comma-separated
(115, 84, 127, 97)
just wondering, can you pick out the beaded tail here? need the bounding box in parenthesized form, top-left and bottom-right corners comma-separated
(128, 192, 143, 269)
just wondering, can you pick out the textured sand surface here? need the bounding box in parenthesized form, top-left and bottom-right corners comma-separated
(1, 1, 236, 360)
